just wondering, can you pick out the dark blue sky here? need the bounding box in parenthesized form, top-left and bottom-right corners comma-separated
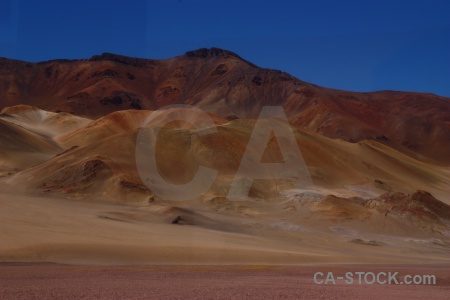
(1, 0, 449, 96)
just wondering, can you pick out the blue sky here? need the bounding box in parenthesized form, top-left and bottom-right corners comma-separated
(1, 0, 449, 96)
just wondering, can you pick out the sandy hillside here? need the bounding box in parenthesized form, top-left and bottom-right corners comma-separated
(1, 49, 449, 265)
(1, 189, 449, 265)
(0, 105, 449, 265)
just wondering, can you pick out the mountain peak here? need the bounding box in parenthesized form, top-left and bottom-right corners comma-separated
(89, 53, 151, 67)
(184, 47, 241, 59)
(184, 47, 258, 68)
(87, 48, 243, 65)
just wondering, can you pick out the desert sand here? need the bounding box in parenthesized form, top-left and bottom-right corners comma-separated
(0, 187, 449, 265)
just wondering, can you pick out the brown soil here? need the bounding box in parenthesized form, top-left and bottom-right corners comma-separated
(1, 264, 448, 300)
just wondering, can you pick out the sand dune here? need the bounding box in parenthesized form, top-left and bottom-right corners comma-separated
(0, 105, 90, 177)
(0, 105, 448, 266)
(0, 117, 60, 173)
(1, 136, 449, 265)
(58, 110, 151, 147)
(0, 186, 449, 265)
(3, 107, 448, 203)
(0, 105, 91, 137)
(1, 49, 449, 266)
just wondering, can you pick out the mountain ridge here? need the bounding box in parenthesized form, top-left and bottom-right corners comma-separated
(1, 48, 449, 164)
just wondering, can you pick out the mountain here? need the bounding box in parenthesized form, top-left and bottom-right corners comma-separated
(1, 49, 450, 265)
(1, 48, 449, 165)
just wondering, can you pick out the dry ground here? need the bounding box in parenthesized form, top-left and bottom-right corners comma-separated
(1, 264, 449, 299)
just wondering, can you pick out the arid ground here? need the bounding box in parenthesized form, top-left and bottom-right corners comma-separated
(1, 264, 449, 299)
